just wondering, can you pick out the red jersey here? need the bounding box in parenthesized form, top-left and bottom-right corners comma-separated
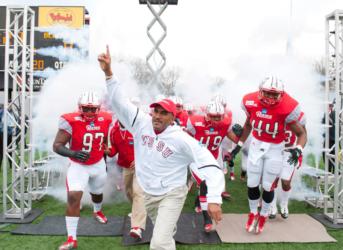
(108, 121, 135, 168)
(242, 91, 300, 144)
(59, 111, 112, 165)
(187, 114, 232, 159)
(175, 110, 189, 127)
(284, 111, 306, 146)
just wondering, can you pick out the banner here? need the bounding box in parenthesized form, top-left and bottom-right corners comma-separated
(38, 6, 84, 28)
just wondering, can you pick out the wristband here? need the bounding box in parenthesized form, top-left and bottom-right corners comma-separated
(296, 145, 303, 152)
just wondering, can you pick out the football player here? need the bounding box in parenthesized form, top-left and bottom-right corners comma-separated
(53, 92, 112, 250)
(187, 100, 241, 232)
(106, 120, 147, 239)
(169, 95, 189, 127)
(228, 76, 307, 234)
(269, 111, 307, 219)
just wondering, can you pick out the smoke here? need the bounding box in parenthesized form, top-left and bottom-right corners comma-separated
(289, 164, 323, 201)
(29, 1, 330, 205)
(36, 25, 90, 50)
(36, 46, 85, 61)
(35, 156, 127, 205)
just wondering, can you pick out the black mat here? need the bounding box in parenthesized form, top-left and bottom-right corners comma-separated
(122, 216, 153, 246)
(11, 215, 124, 236)
(122, 213, 221, 246)
(310, 213, 343, 229)
(174, 213, 221, 244)
(0, 208, 43, 224)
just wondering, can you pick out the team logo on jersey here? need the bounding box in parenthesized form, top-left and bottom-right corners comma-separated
(205, 129, 218, 135)
(256, 110, 272, 119)
(86, 125, 101, 131)
(245, 100, 257, 106)
(262, 108, 267, 114)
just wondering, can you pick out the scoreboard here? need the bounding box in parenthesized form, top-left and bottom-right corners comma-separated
(0, 6, 87, 91)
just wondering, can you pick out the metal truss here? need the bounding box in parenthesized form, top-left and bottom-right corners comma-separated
(140, 0, 172, 92)
(2, 6, 35, 219)
(324, 10, 343, 224)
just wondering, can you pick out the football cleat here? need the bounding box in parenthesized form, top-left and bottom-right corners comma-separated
(93, 210, 108, 224)
(255, 215, 267, 234)
(221, 191, 231, 200)
(202, 211, 213, 233)
(280, 206, 289, 219)
(269, 202, 277, 219)
(59, 236, 77, 250)
(129, 227, 143, 239)
(204, 223, 213, 233)
(195, 206, 202, 213)
(246, 212, 259, 233)
(230, 172, 235, 181)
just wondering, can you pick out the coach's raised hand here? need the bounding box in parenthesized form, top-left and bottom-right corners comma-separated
(98, 45, 113, 77)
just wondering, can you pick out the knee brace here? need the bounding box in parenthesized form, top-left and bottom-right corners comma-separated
(248, 186, 260, 200)
(262, 190, 274, 203)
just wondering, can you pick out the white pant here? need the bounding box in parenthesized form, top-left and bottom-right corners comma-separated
(144, 185, 188, 250)
(66, 159, 107, 194)
(247, 137, 283, 191)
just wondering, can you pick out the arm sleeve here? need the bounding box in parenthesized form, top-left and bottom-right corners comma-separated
(241, 100, 250, 117)
(58, 117, 72, 135)
(183, 135, 224, 204)
(286, 105, 301, 124)
(106, 77, 147, 134)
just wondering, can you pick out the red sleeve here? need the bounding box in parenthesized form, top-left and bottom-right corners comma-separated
(108, 145, 118, 157)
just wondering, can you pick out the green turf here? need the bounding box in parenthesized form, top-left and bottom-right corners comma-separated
(0, 156, 342, 250)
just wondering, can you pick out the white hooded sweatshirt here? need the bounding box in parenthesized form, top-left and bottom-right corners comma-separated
(106, 77, 224, 204)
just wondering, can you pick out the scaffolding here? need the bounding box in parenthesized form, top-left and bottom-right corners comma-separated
(324, 10, 343, 224)
(2, 6, 35, 220)
(139, 0, 178, 92)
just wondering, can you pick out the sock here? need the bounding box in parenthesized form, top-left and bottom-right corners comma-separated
(279, 188, 291, 208)
(270, 195, 277, 214)
(260, 200, 272, 217)
(230, 167, 234, 174)
(199, 195, 208, 211)
(93, 202, 102, 212)
(66, 216, 79, 240)
(248, 199, 259, 214)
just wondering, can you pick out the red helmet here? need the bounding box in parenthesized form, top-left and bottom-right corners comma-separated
(78, 91, 101, 122)
(258, 76, 284, 106)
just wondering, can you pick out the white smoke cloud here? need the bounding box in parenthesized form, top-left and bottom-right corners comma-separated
(35, 46, 85, 61)
(36, 25, 90, 50)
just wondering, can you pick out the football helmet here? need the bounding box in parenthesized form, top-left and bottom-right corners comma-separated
(258, 76, 284, 106)
(211, 94, 227, 108)
(168, 96, 183, 106)
(78, 91, 101, 121)
(205, 101, 224, 126)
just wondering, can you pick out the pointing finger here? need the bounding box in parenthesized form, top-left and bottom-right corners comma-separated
(106, 45, 110, 57)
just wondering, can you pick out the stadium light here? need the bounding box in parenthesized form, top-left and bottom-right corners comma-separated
(139, 0, 178, 5)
